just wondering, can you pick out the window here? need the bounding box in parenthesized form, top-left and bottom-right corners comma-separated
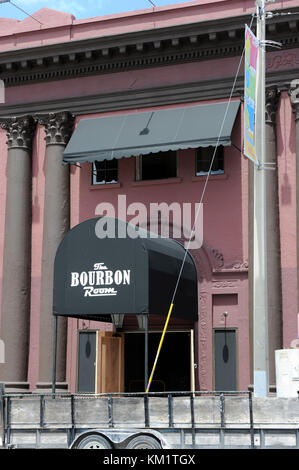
(136, 151, 177, 181)
(92, 159, 118, 185)
(196, 146, 224, 176)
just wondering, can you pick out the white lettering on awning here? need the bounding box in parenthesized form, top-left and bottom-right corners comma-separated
(70, 263, 131, 298)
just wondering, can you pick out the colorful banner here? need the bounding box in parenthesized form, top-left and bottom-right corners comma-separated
(244, 25, 259, 164)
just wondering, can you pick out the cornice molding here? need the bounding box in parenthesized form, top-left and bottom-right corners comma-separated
(1, 8, 299, 87)
(0, 67, 296, 119)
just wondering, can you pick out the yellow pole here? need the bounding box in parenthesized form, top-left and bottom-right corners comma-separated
(146, 303, 174, 393)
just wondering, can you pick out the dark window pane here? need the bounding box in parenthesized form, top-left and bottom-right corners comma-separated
(93, 159, 118, 184)
(196, 146, 224, 175)
(139, 151, 177, 181)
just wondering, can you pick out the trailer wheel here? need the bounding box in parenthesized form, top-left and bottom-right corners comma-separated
(76, 434, 112, 449)
(125, 435, 161, 449)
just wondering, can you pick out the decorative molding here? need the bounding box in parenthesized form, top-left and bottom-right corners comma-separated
(290, 78, 299, 120)
(0, 8, 298, 87)
(0, 65, 297, 119)
(0, 77, 243, 118)
(228, 260, 249, 271)
(267, 51, 299, 70)
(36, 111, 75, 146)
(265, 86, 280, 125)
(221, 260, 249, 272)
(1, 43, 244, 87)
(207, 246, 225, 271)
(212, 279, 238, 288)
(0, 17, 246, 87)
(0, 115, 36, 150)
(204, 244, 248, 274)
(198, 291, 209, 391)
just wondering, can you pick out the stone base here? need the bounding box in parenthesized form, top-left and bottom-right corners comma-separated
(0, 382, 30, 393)
(248, 384, 277, 394)
(35, 382, 68, 393)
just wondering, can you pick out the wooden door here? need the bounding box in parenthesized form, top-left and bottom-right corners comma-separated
(96, 331, 124, 393)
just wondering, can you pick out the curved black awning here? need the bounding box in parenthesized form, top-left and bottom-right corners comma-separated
(53, 217, 198, 322)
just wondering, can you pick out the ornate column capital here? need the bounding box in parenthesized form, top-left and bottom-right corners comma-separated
(0, 115, 36, 150)
(265, 85, 280, 126)
(289, 79, 299, 120)
(37, 111, 74, 146)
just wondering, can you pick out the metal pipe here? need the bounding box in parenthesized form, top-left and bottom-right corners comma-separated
(0, 383, 5, 448)
(52, 315, 58, 396)
(220, 393, 225, 428)
(253, 0, 269, 397)
(144, 394, 149, 427)
(144, 313, 149, 391)
(108, 395, 113, 428)
(249, 391, 255, 448)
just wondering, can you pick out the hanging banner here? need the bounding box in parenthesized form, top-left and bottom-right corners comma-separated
(244, 25, 259, 164)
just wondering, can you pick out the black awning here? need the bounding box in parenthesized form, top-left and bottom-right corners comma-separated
(63, 101, 240, 164)
(53, 217, 198, 321)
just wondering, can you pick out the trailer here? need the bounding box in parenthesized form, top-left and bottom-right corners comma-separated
(1, 386, 298, 449)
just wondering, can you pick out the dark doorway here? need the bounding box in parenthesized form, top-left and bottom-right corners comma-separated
(124, 331, 192, 392)
(214, 329, 237, 391)
(77, 331, 96, 392)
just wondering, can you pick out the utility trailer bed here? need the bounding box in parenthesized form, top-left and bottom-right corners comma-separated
(0, 387, 298, 449)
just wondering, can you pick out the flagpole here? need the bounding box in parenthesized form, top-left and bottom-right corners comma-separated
(253, 0, 269, 397)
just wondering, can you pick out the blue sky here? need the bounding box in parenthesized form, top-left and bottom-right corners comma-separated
(0, 0, 193, 21)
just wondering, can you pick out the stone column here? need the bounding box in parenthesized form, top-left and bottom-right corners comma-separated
(248, 86, 282, 391)
(36, 112, 74, 391)
(0, 115, 36, 391)
(265, 86, 282, 390)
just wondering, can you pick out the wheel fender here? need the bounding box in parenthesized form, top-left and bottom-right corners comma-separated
(70, 429, 170, 450)
(122, 431, 169, 449)
(70, 431, 113, 449)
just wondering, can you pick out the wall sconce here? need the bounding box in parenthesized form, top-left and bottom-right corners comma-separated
(137, 314, 148, 330)
(111, 314, 124, 329)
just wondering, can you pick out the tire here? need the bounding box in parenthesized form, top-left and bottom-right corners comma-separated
(76, 434, 112, 449)
(125, 435, 161, 449)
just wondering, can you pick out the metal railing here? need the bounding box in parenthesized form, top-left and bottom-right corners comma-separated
(0, 387, 256, 448)
(1, 387, 298, 449)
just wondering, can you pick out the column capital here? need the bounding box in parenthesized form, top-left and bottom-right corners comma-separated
(289, 79, 299, 120)
(0, 115, 36, 150)
(265, 85, 280, 126)
(37, 111, 74, 146)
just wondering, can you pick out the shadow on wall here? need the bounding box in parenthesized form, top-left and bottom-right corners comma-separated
(276, 92, 295, 207)
(281, 172, 292, 206)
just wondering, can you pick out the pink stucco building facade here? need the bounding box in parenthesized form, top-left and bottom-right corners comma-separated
(0, 0, 298, 394)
